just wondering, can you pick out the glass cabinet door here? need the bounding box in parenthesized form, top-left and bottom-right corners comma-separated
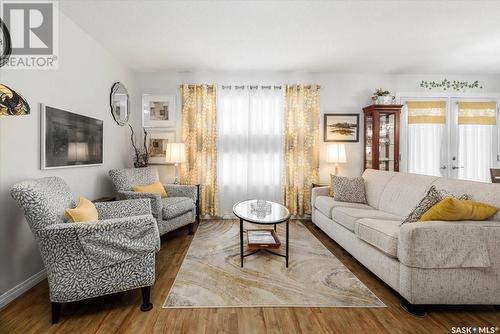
(379, 113, 395, 171)
(365, 114, 373, 169)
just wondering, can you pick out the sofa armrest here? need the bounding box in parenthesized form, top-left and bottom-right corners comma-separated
(40, 214, 160, 269)
(94, 199, 152, 219)
(311, 186, 330, 209)
(117, 191, 162, 218)
(398, 221, 499, 269)
(163, 184, 197, 202)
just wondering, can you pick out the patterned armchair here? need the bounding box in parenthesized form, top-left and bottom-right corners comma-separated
(10, 177, 160, 324)
(109, 167, 198, 236)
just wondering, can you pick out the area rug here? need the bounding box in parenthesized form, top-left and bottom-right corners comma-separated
(163, 220, 385, 308)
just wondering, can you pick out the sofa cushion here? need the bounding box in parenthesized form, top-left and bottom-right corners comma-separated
(378, 172, 439, 218)
(362, 169, 397, 208)
(355, 219, 401, 258)
(162, 197, 195, 220)
(331, 207, 401, 232)
(315, 196, 372, 218)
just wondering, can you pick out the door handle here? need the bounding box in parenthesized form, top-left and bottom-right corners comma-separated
(451, 166, 464, 170)
(440, 165, 447, 170)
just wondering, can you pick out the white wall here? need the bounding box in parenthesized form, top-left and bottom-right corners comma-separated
(136, 71, 500, 182)
(0, 12, 139, 302)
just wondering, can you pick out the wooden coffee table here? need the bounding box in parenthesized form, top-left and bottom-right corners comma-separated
(232, 200, 291, 268)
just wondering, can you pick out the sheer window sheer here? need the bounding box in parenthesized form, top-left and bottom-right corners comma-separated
(217, 87, 283, 216)
(457, 102, 497, 182)
(406, 101, 446, 177)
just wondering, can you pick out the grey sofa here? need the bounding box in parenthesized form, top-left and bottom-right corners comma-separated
(109, 167, 198, 236)
(312, 169, 500, 315)
(10, 177, 160, 324)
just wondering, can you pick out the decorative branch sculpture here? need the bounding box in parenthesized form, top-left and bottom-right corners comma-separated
(128, 124, 149, 168)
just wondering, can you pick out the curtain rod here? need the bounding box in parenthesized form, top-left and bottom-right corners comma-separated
(221, 84, 320, 89)
(220, 85, 282, 90)
(178, 84, 321, 89)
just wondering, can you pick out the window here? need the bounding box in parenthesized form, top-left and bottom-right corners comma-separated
(406, 101, 447, 177)
(456, 101, 497, 182)
(217, 86, 283, 216)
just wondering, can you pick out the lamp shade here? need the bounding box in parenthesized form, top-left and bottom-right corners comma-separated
(326, 143, 346, 163)
(165, 143, 186, 164)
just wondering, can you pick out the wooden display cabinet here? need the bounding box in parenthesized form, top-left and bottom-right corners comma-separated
(363, 104, 402, 172)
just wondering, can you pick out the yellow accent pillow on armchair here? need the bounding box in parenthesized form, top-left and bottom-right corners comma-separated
(132, 181, 168, 198)
(65, 197, 98, 223)
(420, 198, 498, 222)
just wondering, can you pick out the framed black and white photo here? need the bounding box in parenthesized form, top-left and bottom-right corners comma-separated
(41, 104, 103, 169)
(324, 113, 359, 142)
(148, 129, 176, 164)
(142, 94, 176, 128)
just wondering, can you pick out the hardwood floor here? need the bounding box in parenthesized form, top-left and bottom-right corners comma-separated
(0, 220, 498, 334)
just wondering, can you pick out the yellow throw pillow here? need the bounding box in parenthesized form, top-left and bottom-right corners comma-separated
(420, 198, 498, 222)
(65, 197, 98, 223)
(132, 181, 168, 198)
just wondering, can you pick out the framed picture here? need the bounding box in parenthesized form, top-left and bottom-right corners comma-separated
(324, 113, 360, 142)
(142, 94, 176, 128)
(41, 104, 103, 169)
(147, 129, 176, 164)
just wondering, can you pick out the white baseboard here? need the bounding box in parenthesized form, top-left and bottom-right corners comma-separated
(0, 269, 47, 310)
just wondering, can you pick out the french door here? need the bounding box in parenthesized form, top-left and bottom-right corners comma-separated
(401, 97, 499, 182)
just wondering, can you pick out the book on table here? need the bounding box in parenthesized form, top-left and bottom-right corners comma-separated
(247, 229, 281, 249)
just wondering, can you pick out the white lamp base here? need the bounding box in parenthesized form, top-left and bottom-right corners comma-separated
(174, 163, 180, 184)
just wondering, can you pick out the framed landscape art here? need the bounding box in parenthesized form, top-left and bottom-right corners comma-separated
(324, 113, 360, 142)
(142, 94, 176, 128)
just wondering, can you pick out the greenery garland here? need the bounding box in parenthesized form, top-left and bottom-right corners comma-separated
(420, 79, 483, 91)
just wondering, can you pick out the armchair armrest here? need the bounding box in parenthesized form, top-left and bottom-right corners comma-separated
(163, 184, 197, 202)
(398, 221, 499, 269)
(117, 191, 162, 218)
(40, 214, 160, 269)
(311, 186, 330, 208)
(94, 198, 152, 220)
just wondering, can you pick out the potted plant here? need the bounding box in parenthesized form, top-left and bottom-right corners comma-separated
(372, 88, 394, 104)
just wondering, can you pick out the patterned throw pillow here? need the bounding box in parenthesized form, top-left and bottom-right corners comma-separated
(332, 175, 367, 204)
(402, 185, 471, 224)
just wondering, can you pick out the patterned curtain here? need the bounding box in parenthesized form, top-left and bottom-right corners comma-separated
(180, 84, 218, 216)
(282, 85, 320, 215)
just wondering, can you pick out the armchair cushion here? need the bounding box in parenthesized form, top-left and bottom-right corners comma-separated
(109, 167, 159, 192)
(40, 214, 160, 269)
(94, 199, 152, 220)
(162, 197, 195, 219)
(117, 191, 162, 218)
(163, 184, 197, 202)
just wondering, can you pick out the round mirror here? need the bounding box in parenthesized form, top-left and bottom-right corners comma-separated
(110, 82, 129, 126)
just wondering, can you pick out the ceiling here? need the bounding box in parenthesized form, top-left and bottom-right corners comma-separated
(60, 0, 500, 74)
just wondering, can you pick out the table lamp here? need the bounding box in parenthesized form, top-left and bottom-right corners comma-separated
(165, 142, 186, 184)
(326, 143, 346, 175)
